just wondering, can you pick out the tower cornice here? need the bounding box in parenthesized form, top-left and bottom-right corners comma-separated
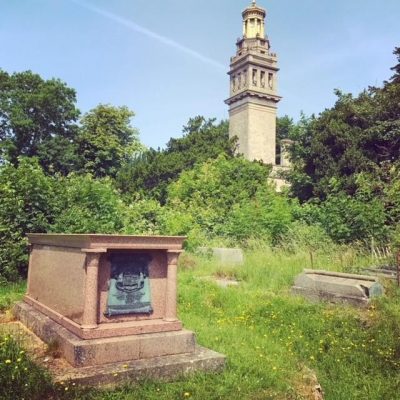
(225, 90, 282, 106)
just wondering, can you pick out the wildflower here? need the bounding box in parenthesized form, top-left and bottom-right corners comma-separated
(184, 392, 191, 397)
(65, 387, 68, 391)
(123, 364, 129, 369)
(5, 359, 11, 364)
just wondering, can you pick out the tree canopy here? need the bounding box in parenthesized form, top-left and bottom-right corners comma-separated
(0, 70, 80, 174)
(288, 48, 400, 203)
(77, 104, 143, 178)
(116, 116, 236, 203)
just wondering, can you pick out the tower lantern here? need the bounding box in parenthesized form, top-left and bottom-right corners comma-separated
(225, 1, 281, 164)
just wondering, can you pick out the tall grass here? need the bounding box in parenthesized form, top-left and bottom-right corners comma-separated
(0, 245, 399, 399)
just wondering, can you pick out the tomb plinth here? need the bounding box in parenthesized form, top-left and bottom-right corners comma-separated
(15, 234, 225, 378)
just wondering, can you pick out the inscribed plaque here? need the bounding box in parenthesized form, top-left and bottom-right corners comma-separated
(105, 253, 153, 317)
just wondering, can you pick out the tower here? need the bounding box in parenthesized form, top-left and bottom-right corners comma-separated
(225, 0, 281, 164)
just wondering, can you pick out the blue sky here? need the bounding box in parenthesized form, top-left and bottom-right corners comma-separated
(1, 0, 400, 148)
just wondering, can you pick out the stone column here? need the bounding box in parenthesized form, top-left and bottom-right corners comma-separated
(280, 139, 294, 168)
(81, 249, 106, 329)
(164, 250, 183, 322)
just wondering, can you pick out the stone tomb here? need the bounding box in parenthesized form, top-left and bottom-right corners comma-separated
(15, 234, 225, 381)
(292, 269, 384, 307)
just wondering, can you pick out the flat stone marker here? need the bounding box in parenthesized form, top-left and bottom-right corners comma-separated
(292, 269, 384, 307)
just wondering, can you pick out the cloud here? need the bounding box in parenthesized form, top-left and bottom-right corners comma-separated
(69, 0, 225, 71)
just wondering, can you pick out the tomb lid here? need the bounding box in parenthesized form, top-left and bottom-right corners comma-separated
(27, 234, 186, 251)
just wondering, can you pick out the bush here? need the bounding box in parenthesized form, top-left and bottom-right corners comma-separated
(50, 174, 125, 234)
(0, 158, 58, 281)
(224, 186, 294, 244)
(163, 155, 284, 246)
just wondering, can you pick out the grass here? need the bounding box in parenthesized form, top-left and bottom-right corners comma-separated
(0, 282, 25, 322)
(1, 246, 400, 399)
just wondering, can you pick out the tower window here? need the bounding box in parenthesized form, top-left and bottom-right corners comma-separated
(232, 76, 236, 92)
(243, 70, 247, 86)
(268, 73, 273, 89)
(252, 69, 257, 86)
(238, 73, 242, 89)
(260, 71, 265, 88)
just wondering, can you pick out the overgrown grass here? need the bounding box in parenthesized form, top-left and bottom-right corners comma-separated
(0, 246, 399, 399)
(0, 282, 25, 314)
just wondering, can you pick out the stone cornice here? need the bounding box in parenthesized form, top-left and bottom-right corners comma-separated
(225, 90, 282, 106)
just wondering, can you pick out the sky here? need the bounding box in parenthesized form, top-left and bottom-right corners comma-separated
(1, 0, 400, 148)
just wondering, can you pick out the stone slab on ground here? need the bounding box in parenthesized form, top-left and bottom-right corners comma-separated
(198, 247, 244, 265)
(292, 269, 384, 307)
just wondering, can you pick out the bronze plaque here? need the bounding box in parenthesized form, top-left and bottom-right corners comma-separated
(105, 253, 153, 317)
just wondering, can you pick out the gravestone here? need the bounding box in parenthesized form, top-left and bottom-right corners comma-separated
(198, 247, 244, 265)
(14, 234, 225, 384)
(292, 269, 384, 307)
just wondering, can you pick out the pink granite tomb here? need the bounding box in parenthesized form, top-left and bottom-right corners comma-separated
(15, 234, 225, 378)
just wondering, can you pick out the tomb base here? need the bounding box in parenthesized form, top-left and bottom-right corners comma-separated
(14, 302, 225, 373)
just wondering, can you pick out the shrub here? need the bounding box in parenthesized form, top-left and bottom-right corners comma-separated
(0, 158, 58, 281)
(50, 174, 125, 234)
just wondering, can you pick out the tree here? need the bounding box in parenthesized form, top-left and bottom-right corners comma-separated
(0, 70, 80, 174)
(390, 47, 400, 84)
(288, 49, 400, 202)
(0, 158, 59, 281)
(160, 154, 293, 245)
(77, 104, 143, 178)
(116, 116, 236, 203)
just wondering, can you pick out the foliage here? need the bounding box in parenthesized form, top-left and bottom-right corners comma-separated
(294, 178, 389, 245)
(116, 116, 236, 203)
(161, 155, 294, 246)
(224, 186, 294, 244)
(390, 47, 400, 84)
(50, 174, 126, 234)
(0, 159, 133, 281)
(288, 48, 400, 203)
(0, 158, 59, 281)
(77, 104, 143, 178)
(0, 70, 80, 175)
(122, 198, 163, 235)
(0, 333, 54, 400)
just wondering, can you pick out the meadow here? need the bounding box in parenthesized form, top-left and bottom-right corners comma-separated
(0, 245, 399, 400)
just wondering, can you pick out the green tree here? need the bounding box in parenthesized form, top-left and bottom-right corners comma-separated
(0, 158, 59, 281)
(160, 155, 293, 245)
(390, 47, 400, 83)
(50, 174, 126, 234)
(0, 70, 80, 174)
(288, 47, 400, 202)
(77, 104, 143, 178)
(116, 116, 236, 203)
